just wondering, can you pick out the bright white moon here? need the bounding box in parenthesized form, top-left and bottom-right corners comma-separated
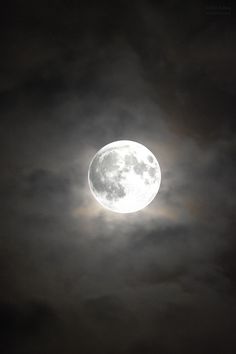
(88, 140, 161, 213)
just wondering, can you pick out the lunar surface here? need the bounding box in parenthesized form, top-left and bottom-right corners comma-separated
(88, 140, 161, 213)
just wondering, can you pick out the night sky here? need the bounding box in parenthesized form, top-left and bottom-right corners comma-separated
(1, 1, 236, 353)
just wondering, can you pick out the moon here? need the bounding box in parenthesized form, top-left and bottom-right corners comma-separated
(88, 140, 161, 213)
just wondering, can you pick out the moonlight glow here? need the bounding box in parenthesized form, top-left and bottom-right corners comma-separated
(88, 140, 161, 213)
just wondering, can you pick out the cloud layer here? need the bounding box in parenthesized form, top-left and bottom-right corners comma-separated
(0, 1, 235, 353)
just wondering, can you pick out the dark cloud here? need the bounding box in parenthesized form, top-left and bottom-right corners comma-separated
(0, 0, 235, 353)
(0, 301, 63, 354)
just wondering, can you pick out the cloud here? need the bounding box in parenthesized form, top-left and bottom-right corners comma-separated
(0, 301, 62, 354)
(0, 1, 235, 353)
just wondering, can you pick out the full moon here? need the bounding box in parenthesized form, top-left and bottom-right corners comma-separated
(88, 140, 161, 213)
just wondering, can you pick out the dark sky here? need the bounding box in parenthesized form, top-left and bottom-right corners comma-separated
(1, 1, 236, 353)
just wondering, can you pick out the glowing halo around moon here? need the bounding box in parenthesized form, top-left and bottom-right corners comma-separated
(88, 140, 161, 213)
